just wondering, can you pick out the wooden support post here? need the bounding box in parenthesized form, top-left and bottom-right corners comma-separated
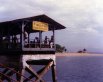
(16, 69, 21, 81)
(16, 72, 20, 81)
(53, 27, 55, 49)
(0, 60, 57, 82)
(20, 68, 25, 82)
(28, 33, 30, 48)
(39, 31, 42, 49)
(21, 22, 25, 49)
(51, 62, 57, 82)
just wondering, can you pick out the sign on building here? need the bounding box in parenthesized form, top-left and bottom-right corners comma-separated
(32, 21, 48, 31)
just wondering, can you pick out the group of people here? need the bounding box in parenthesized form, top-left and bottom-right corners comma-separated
(30, 35, 54, 48)
(0, 35, 19, 49)
(0, 30, 54, 49)
(44, 36, 54, 48)
(27, 35, 53, 48)
(23, 30, 54, 48)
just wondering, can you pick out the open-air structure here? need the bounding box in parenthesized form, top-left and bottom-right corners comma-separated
(0, 14, 66, 82)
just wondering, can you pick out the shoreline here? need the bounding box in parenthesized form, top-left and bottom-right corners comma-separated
(55, 52, 103, 57)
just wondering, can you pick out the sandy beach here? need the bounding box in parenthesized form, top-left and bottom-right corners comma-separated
(56, 52, 103, 57)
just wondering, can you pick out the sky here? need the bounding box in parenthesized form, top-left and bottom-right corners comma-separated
(0, 0, 103, 53)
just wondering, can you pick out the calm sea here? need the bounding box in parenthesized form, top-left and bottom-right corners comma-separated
(45, 56, 103, 82)
(1, 55, 103, 82)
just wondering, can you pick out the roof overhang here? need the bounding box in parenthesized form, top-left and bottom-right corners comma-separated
(0, 14, 66, 35)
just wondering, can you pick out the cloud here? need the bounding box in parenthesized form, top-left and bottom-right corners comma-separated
(0, 6, 6, 12)
(0, 0, 103, 52)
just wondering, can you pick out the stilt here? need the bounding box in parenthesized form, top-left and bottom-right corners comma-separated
(20, 68, 25, 82)
(23, 74, 34, 82)
(21, 58, 56, 82)
(16, 68, 22, 82)
(51, 63, 57, 82)
(16, 71, 20, 81)
(0, 56, 57, 82)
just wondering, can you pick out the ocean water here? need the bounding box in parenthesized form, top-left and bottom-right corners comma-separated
(45, 56, 103, 82)
(1, 56, 103, 82)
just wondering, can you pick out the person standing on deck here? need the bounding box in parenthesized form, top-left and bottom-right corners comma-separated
(44, 36, 50, 48)
(24, 31, 28, 43)
(50, 35, 54, 48)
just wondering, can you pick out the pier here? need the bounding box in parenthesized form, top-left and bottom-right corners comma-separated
(0, 14, 66, 82)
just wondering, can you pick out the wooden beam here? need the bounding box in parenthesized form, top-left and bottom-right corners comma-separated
(1, 70, 14, 81)
(23, 75, 34, 82)
(25, 66, 45, 82)
(27, 59, 53, 65)
(0, 71, 18, 82)
(15, 68, 34, 82)
(0, 68, 9, 80)
(35, 60, 53, 82)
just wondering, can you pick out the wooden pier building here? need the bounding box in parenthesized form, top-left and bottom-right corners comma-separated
(0, 14, 66, 82)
